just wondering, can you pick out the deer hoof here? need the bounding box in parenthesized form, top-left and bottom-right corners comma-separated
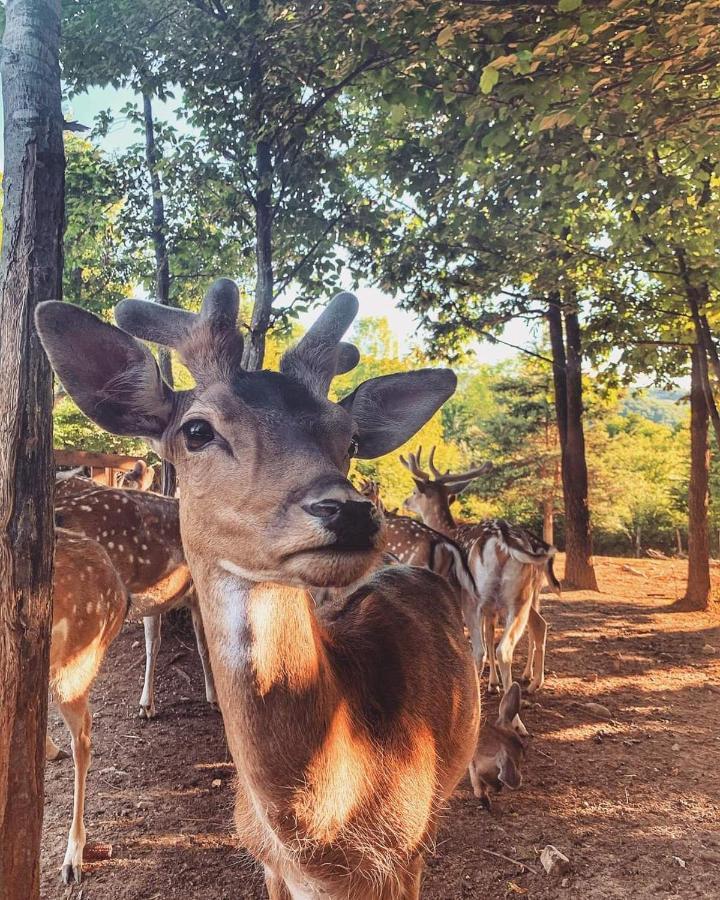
(61, 863, 82, 885)
(487, 683, 500, 696)
(138, 703, 156, 720)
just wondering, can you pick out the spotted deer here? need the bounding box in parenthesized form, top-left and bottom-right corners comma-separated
(358, 479, 477, 597)
(36, 282, 481, 899)
(54, 482, 216, 718)
(401, 448, 560, 734)
(48, 529, 128, 883)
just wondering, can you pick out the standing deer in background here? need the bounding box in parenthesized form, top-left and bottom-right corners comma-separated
(48, 530, 128, 883)
(54, 483, 216, 718)
(401, 448, 560, 733)
(358, 479, 477, 597)
(37, 282, 481, 899)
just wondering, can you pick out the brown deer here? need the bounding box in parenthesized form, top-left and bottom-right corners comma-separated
(117, 458, 156, 490)
(48, 529, 128, 883)
(401, 448, 560, 733)
(54, 482, 216, 718)
(470, 682, 527, 810)
(36, 282, 481, 899)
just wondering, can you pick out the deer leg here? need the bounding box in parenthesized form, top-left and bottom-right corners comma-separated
(527, 606, 548, 695)
(398, 855, 424, 900)
(495, 606, 532, 736)
(484, 611, 500, 694)
(57, 692, 92, 884)
(139, 614, 161, 719)
(263, 867, 293, 900)
(521, 629, 534, 685)
(190, 601, 218, 709)
(46, 728, 69, 761)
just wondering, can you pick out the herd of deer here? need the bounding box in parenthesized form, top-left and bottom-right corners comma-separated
(36, 282, 561, 898)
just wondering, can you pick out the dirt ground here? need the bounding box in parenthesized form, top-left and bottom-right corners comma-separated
(41, 556, 720, 900)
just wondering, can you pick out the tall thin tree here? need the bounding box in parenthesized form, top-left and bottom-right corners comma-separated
(0, 0, 64, 895)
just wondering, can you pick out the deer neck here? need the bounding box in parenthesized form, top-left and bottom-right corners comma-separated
(421, 498, 456, 536)
(189, 559, 336, 794)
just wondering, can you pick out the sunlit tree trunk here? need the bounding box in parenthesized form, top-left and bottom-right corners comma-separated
(0, 0, 64, 894)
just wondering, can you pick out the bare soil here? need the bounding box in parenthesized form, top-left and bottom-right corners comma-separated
(41, 556, 720, 899)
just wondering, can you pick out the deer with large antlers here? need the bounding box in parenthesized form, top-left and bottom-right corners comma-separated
(54, 480, 216, 719)
(48, 530, 128, 883)
(401, 448, 560, 732)
(36, 281, 481, 899)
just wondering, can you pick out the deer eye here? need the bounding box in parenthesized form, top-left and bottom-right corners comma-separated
(182, 419, 215, 451)
(348, 437, 359, 459)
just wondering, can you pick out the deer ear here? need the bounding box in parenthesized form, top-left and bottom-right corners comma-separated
(497, 682, 522, 727)
(339, 369, 456, 459)
(35, 302, 174, 438)
(497, 747, 522, 790)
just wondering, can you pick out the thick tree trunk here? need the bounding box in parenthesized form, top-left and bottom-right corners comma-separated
(243, 138, 273, 371)
(0, 1, 64, 895)
(547, 298, 599, 590)
(142, 92, 176, 495)
(681, 346, 711, 610)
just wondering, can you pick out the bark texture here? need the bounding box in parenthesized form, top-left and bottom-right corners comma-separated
(243, 137, 273, 371)
(0, 1, 64, 895)
(681, 346, 711, 610)
(143, 92, 176, 495)
(547, 297, 599, 590)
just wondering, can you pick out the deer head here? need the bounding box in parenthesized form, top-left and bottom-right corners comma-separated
(118, 459, 156, 490)
(36, 281, 456, 590)
(470, 682, 527, 809)
(399, 446, 492, 527)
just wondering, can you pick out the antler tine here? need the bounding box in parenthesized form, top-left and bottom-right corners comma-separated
(439, 460, 494, 485)
(427, 445, 443, 480)
(399, 445, 430, 481)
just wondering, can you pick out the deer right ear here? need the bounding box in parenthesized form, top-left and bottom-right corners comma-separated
(35, 302, 174, 438)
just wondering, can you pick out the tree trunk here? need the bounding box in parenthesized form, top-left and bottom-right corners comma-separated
(142, 92, 176, 495)
(681, 346, 711, 610)
(542, 497, 554, 545)
(634, 525, 642, 558)
(547, 297, 599, 590)
(676, 528, 683, 557)
(0, 1, 64, 895)
(243, 138, 273, 371)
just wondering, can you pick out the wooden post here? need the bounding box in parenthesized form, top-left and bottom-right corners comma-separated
(0, 0, 64, 895)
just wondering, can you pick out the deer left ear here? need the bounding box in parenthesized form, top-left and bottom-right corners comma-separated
(35, 301, 174, 438)
(339, 369, 456, 459)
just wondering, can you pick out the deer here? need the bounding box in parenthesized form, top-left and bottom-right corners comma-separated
(54, 480, 216, 719)
(470, 682, 527, 811)
(358, 479, 477, 596)
(118, 458, 156, 490)
(400, 448, 561, 734)
(48, 529, 129, 883)
(36, 281, 482, 899)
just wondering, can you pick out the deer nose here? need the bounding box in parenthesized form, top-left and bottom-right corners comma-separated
(303, 497, 381, 549)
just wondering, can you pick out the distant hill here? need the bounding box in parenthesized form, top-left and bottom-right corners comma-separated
(620, 388, 688, 427)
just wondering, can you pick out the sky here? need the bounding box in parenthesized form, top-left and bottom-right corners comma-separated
(59, 86, 534, 363)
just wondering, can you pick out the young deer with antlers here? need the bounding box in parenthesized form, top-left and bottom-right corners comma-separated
(48, 530, 128, 883)
(401, 448, 560, 732)
(54, 480, 216, 719)
(37, 282, 481, 899)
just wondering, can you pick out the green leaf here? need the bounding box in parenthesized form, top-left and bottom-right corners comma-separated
(480, 66, 500, 95)
(558, 0, 582, 11)
(437, 25, 454, 47)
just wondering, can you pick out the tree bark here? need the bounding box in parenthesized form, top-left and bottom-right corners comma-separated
(680, 346, 711, 610)
(547, 297, 599, 590)
(243, 137, 273, 371)
(142, 92, 176, 495)
(542, 497, 554, 545)
(0, 1, 64, 895)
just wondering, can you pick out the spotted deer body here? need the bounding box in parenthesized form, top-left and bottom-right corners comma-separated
(37, 282, 480, 898)
(48, 529, 128, 882)
(54, 483, 216, 717)
(401, 449, 560, 733)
